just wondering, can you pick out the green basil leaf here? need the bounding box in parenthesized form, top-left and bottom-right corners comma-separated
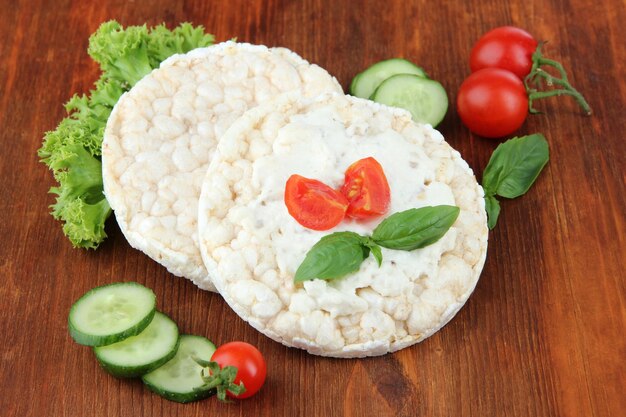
(294, 232, 368, 283)
(484, 195, 501, 230)
(363, 237, 383, 266)
(372, 205, 460, 251)
(482, 134, 549, 199)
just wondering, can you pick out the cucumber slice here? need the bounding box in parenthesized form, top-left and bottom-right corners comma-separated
(68, 282, 156, 347)
(142, 335, 217, 403)
(94, 311, 179, 378)
(371, 74, 448, 127)
(350, 58, 427, 99)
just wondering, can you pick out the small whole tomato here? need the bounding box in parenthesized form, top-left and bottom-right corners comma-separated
(211, 342, 267, 399)
(284, 174, 348, 230)
(457, 68, 528, 138)
(470, 26, 538, 79)
(340, 157, 390, 220)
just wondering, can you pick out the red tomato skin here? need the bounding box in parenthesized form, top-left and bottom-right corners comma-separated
(470, 26, 538, 79)
(211, 342, 267, 400)
(284, 174, 349, 231)
(457, 68, 528, 138)
(340, 157, 390, 220)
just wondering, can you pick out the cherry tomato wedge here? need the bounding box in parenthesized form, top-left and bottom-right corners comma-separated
(470, 26, 538, 79)
(457, 68, 528, 138)
(284, 174, 349, 230)
(340, 157, 390, 220)
(211, 342, 266, 399)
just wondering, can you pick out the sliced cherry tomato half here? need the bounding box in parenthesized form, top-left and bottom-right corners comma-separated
(211, 342, 267, 400)
(284, 174, 349, 231)
(457, 68, 528, 138)
(470, 26, 538, 79)
(340, 157, 391, 220)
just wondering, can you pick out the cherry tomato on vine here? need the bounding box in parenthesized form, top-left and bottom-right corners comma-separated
(470, 26, 538, 79)
(211, 342, 267, 399)
(457, 68, 528, 138)
(284, 174, 349, 231)
(340, 157, 390, 220)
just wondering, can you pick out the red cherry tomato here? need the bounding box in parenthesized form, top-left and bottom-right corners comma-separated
(211, 342, 267, 399)
(284, 174, 348, 230)
(470, 26, 538, 79)
(340, 157, 390, 220)
(457, 68, 528, 138)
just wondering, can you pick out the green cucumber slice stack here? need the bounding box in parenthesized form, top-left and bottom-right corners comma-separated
(350, 58, 427, 99)
(68, 282, 218, 403)
(349, 58, 448, 127)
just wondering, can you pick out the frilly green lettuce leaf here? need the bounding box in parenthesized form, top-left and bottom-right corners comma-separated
(88, 21, 153, 87)
(148, 22, 216, 64)
(48, 143, 110, 249)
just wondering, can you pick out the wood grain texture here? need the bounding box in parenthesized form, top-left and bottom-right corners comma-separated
(0, 0, 624, 416)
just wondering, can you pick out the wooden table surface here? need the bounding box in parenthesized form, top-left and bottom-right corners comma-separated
(1, 0, 624, 416)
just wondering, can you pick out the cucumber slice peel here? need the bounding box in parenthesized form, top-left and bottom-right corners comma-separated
(371, 73, 449, 127)
(349, 73, 362, 98)
(349, 58, 427, 99)
(142, 335, 217, 403)
(68, 282, 156, 347)
(94, 311, 180, 378)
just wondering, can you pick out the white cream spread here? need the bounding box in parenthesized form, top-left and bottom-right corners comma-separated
(248, 105, 457, 309)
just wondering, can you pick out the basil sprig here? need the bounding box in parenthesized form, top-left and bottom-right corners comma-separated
(294, 205, 459, 283)
(481, 134, 549, 229)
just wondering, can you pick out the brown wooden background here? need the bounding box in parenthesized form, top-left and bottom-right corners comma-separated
(1, 0, 624, 416)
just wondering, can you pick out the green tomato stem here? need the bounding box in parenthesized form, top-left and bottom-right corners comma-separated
(524, 42, 592, 116)
(197, 362, 246, 403)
